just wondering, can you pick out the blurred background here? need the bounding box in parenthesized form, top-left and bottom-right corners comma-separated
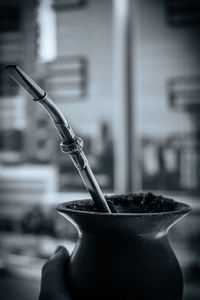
(0, 0, 200, 299)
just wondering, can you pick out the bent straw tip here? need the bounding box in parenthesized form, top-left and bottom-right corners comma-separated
(5, 64, 18, 71)
(4, 64, 45, 100)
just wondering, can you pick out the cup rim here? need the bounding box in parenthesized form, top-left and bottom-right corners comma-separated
(57, 199, 192, 217)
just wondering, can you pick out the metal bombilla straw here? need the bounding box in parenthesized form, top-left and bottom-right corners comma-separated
(5, 65, 111, 213)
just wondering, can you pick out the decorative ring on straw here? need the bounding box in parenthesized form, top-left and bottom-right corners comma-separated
(60, 137, 84, 154)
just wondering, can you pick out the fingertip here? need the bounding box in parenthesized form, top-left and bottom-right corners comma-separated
(55, 245, 65, 253)
(55, 245, 70, 257)
(42, 246, 70, 276)
(45, 245, 70, 268)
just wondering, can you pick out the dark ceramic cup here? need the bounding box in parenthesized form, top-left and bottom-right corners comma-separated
(57, 197, 191, 300)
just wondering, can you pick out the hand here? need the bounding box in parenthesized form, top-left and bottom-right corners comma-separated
(39, 246, 72, 300)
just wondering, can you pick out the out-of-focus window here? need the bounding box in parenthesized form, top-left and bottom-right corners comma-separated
(134, 1, 200, 298)
(46, 56, 88, 100)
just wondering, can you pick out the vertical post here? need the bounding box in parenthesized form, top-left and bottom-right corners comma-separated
(112, 0, 135, 193)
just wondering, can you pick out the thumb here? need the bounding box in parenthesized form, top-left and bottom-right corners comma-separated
(48, 246, 70, 270)
(39, 246, 72, 300)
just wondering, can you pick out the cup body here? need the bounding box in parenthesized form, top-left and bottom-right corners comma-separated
(57, 198, 191, 300)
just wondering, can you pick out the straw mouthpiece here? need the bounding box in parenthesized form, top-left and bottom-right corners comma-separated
(5, 65, 45, 100)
